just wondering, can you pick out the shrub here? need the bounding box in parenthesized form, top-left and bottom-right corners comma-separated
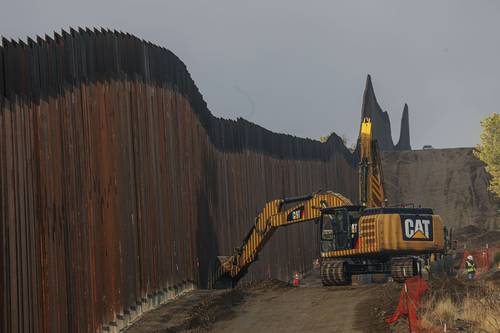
(421, 281, 500, 332)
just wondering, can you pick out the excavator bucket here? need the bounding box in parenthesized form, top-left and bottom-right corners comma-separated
(211, 256, 236, 289)
(217, 255, 231, 265)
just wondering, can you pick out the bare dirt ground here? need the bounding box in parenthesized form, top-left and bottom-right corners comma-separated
(125, 270, 399, 333)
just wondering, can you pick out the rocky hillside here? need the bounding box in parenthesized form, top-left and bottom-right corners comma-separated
(382, 148, 499, 230)
(360, 75, 411, 151)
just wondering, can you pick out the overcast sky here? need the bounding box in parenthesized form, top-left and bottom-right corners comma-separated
(1, 1, 498, 148)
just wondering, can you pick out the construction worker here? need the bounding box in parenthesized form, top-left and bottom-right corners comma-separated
(465, 255, 476, 280)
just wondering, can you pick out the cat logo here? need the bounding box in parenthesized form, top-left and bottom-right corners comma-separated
(401, 215, 433, 241)
(287, 206, 304, 222)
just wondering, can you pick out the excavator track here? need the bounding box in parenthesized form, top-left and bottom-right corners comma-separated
(321, 260, 351, 286)
(390, 257, 418, 282)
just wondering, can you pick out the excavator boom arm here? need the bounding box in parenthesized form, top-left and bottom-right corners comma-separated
(218, 192, 352, 282)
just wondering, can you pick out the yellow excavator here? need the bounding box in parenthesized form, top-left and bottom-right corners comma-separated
(215, 118, 450, 287)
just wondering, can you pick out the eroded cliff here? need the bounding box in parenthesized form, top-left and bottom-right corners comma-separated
(382, 148, 499, 230)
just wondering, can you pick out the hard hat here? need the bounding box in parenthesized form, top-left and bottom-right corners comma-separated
(467, 255, 473, 260)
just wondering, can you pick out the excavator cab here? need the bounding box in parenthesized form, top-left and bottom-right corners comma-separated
(320, 206, 363, 252)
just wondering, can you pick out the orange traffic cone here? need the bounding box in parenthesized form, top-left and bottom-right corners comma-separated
(292, 271, 300, 287)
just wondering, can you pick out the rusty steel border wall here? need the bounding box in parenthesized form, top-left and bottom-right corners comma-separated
(0, 29, 358, 333)
(0, 28, 353, 160)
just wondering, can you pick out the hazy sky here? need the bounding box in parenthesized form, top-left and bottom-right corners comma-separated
(1, 1, 498, 148)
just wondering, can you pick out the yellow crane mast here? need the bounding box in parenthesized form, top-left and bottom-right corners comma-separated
(359, 118, 385, 207)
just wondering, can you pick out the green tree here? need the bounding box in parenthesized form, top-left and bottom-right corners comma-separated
(474, 113, 500, 198)
(319, 132, 334, 143)
(319, 132, 348, 145)
(319, 135, 329, 143)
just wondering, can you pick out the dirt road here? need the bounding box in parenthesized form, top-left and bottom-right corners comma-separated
(211, 279, 383, 332)
(126, 271, 395, 333)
